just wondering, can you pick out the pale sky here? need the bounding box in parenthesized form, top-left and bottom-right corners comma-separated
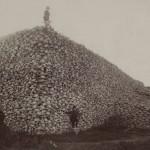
(0, 0, 150, 86)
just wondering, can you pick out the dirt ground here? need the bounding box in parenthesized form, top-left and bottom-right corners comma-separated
(1, 124, 150, 150)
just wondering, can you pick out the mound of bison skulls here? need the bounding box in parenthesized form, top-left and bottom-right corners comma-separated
(0, 26, 150, 134)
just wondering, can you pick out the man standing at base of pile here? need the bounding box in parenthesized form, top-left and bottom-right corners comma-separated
(65, 106, 81, 134)
(43, 6, 50, 28)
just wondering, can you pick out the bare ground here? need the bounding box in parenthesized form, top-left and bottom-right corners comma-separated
(1, 125, 150, 150)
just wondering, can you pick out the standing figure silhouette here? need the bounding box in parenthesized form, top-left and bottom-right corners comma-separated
(65, 106, 81, 134)
(43, 6, 50, 28)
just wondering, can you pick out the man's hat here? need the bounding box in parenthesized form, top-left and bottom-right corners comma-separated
(46, 6, 50, 10)
(73, 105, 76, 109)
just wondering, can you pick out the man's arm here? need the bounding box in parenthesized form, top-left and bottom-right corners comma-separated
(65, 111, 72, 115)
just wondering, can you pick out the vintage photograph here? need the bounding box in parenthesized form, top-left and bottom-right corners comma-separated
(0, 0, 150, 149)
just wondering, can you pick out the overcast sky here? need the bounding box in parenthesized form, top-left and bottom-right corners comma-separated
(0, 0, 150, 86)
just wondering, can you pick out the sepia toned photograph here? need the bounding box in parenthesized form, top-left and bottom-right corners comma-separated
(0, 0, 150, 149)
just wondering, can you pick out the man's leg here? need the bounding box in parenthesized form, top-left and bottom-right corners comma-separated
(71, 121, 75, 128)
(46, 21, 50, 27)
(46, 21, 48, 28)
(75, 119, 79, 128)
(44, 21, 49, 28)
(44, 21, 47, 28)
(74, 120, 79, 135)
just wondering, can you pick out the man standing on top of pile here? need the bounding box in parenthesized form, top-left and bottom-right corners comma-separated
(65, 106, 81, 134)
(43, 6, 50, 28)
